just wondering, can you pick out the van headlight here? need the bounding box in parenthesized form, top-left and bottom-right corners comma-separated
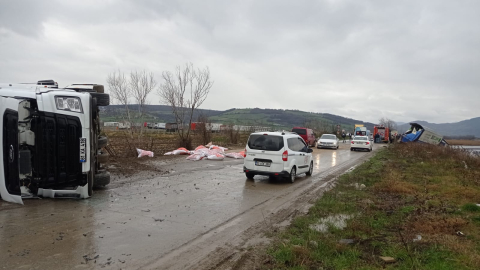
(55, 96, 83, 113)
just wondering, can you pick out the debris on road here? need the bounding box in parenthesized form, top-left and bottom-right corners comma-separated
(164, 145, 245, 161)
(379, 256, 396, 263)
(413, 235, 422, 242)
(338, 239, 355, 245)
(136, 148, 154, 158)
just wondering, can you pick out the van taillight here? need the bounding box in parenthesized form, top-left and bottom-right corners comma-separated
(282, 150, 288, 161)
(243, 148, 246, 158)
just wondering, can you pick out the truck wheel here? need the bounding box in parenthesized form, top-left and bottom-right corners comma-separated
(93, 85, 104, 93)
(246, 173, 255, 180)
(94, 170, 111, 187)
(90, 92, 110, 106)
(97, 152, 109, 163)
(98, 136, 108, 149)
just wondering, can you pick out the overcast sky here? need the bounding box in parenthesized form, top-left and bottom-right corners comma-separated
(1, 0, 479, 124)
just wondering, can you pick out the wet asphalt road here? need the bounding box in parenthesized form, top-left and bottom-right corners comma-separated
(0, 142, 381, 270)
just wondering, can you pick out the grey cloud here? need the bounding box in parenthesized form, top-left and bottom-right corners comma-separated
(0, 0, 479, 123)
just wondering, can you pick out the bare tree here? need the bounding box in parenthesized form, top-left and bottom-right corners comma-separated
(158, 63, 213, 148)
(130, 70, 157, 117)
(130, 71, 157, 136)
(107, 70, 132, 123)
(379, 117, 397, 130)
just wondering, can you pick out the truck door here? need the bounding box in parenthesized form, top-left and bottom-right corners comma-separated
(1, 105, 23, 204)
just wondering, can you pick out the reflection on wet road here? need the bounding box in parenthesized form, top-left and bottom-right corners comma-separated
(0, 143, 380, 270)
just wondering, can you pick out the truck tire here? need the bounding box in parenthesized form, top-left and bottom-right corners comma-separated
(97, 152, 109, 163)
(246, 173, 255, 180)
(98, 136, 108, 149)
(93, 85, 104, 93)
(90, 92, 110, 106)
(94, 170, 111, 187)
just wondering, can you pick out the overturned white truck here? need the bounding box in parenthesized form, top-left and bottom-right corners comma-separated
(0, 80, 110, 204)
(401, 122, 448, 146)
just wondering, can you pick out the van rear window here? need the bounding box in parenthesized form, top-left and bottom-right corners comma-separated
(248, 135, 284, 151)
(292, 128, 306, 135)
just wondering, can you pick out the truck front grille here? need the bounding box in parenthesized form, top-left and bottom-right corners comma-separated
(31, 113, 85, 189)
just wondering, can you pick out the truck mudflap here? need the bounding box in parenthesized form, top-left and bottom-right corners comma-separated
(37, 184, 89, 199)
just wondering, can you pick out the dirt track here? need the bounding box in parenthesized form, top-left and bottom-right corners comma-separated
(0, 143, 381, 270)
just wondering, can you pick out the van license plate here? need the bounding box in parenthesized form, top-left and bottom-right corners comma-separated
(79, 137, 87, 163)
(255, 161, 271, 167)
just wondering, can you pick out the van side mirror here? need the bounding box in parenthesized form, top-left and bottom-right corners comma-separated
(307, 148, 313, 153)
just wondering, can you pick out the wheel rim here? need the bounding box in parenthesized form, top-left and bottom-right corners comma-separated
(291, 168, 296, 182)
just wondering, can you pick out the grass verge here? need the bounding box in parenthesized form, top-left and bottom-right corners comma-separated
(261, 143, 480, 269)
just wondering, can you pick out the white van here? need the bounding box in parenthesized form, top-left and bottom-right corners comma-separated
(243, 132, 313, 183)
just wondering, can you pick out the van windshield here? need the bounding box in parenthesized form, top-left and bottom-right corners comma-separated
(292, 128, 306, 135)
(248, 135, 284, 151)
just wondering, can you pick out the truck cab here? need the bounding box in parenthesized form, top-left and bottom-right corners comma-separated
(0, 80, 110, 204)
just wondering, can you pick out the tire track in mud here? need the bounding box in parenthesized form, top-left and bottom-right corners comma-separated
(139, 150, 375, 270)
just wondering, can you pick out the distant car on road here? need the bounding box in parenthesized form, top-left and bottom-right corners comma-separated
(243, 131, 314, 183)
(350, 136, 372, 152)
(317, 134, 339, 149)
(291, 127, 316, 147)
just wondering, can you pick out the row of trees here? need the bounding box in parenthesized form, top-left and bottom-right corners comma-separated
(107, 70, 157, 127)
(107, 63, 213, 147)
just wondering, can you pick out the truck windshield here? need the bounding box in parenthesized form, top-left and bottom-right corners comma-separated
(292, 128, 306, 135)
(248, 135, 284, 151)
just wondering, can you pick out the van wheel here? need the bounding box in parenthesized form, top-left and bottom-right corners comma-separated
(246, 173, 255, 180)
(306, 162, 313, 176)
(288, 167, 296, 183)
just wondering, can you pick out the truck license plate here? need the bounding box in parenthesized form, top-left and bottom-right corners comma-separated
(255, 161, 271, 167)
(79, 137, 87, 163)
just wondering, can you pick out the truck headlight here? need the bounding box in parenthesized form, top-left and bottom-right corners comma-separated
(55, 96, 83, 113)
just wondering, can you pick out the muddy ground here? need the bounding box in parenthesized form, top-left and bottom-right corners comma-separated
(0, 142, 382, 270)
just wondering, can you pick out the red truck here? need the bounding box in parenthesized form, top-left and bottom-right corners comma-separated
(373, 126, 390, 143)
(291, 127, 316, 146)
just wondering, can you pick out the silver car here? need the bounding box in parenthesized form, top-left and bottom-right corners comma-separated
(317, 134, 339, 149)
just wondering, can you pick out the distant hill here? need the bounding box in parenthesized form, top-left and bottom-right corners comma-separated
(397, 117, 480, 137)
(100, 105, 375, 132)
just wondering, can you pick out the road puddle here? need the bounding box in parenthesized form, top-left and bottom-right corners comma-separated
(309, 214, 353, 232)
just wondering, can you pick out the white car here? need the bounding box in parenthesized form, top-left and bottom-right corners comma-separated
(243, 132, 313, 183)
(350, 136, 372, 152)
(317, 134, 339, 149)
(0, 80, 110, 204)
